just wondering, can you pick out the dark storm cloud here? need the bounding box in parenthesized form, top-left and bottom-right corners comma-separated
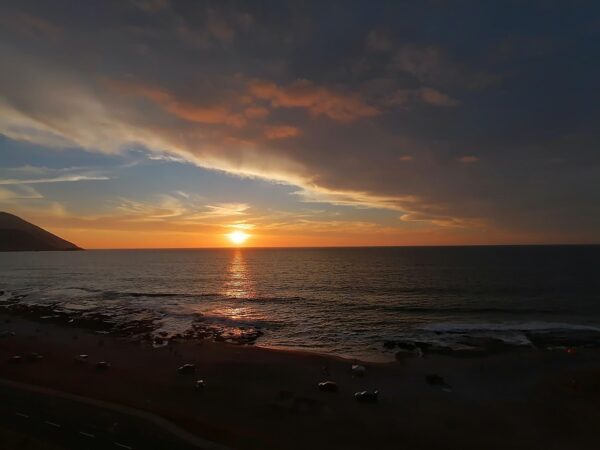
(1, 0, 599, 240)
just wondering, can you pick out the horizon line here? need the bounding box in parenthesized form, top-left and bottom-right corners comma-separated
(80, 243, 600, 251)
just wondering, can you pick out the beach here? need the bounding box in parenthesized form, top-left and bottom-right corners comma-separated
(2, 312, 600, 450)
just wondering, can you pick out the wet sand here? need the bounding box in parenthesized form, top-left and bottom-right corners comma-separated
(2, 313, 600, 449)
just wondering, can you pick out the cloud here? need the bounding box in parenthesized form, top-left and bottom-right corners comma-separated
(419, 88, 459, 107)
(400, 212, 485, 228)
(116, 196, 186, 220)
(248, 79, 380, 122)
(130, 0, 170, 13)
(388, 87, 459, 107)
(0, 185, 43, 201)
(244, 106, 269, 119)
(366, 31, 393, 53)
(457, 156, 479, 163)
(147, 154, 189, 163)
(0, 175, 110, 185)
(114, 195, 250, 224)
(264, 125, 300, 140)
(392, 45, 445, 82)
(106, 80, 247, 127)
(293, 186, 414, 211)
(1, 11, 62, 40)
(0, 0, 598, 241)
(203, 203, 249, 217)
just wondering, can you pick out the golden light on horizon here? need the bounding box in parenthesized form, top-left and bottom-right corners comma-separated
(227, 230, 250, 245)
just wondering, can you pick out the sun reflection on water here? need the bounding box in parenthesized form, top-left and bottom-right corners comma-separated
(221, 249, 255, 299)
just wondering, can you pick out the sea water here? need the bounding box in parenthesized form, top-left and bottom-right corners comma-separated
(1, 246, 599, 361)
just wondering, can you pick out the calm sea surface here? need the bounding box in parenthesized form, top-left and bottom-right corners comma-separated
(1, 246, 599, 361)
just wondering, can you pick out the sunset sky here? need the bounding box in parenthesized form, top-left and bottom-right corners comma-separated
(1, 1, 599, 248)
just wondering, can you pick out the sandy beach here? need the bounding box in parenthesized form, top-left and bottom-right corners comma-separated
(2, 312, 600, 450)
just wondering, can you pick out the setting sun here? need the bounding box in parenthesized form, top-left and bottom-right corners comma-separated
(227, 231, 250, 245)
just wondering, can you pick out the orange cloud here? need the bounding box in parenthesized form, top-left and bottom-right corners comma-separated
(244, 106, 269, 118)
(457, 156, 479, 163)
(264, 125, 300, 140)
(106, 80, 246, 127)
(248, 79, 380, 122)
(167, 102, 245, 127)
(388, 87, 459, 107)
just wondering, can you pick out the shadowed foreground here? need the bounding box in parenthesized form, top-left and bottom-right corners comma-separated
(1, 314, 599, 449)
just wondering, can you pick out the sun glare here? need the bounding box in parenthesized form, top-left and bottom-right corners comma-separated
(227, 231, 250, 245)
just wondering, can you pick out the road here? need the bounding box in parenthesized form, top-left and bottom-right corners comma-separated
(0, 379, 228, 450)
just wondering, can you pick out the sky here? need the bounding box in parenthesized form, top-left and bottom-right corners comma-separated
(0, 0, 599, 248)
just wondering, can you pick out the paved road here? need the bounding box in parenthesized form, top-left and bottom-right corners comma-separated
(0, 380, 226, 450)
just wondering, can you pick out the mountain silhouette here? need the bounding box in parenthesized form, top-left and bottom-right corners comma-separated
(0, 212, 81, 251)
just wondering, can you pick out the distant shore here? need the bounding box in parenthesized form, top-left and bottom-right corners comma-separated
(2, 312, 600, 449)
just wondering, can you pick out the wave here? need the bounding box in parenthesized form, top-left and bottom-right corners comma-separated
(376, 305, 567, 315)
(382, 321, 600, 354)
(421, 321, 600, 333)
(101, 291, 220, 299)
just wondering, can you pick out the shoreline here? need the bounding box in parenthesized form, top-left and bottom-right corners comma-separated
(4, 290, 600, 364)
(2, 312, 600, 449)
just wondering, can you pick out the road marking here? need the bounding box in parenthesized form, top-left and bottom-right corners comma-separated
(1, 377, 231, 450)
(114, 443, 133, 449)
(79, 431, 96, 439)
(15, 412, 29, 418)
(44, 421, 61, 428)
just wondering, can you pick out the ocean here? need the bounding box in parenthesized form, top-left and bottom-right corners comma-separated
(1, 246, 599, 361)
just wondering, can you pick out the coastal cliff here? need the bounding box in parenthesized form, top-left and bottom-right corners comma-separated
(0, 212, 81, 252)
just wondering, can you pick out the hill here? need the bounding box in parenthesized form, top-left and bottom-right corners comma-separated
(0, 212, 82, 251)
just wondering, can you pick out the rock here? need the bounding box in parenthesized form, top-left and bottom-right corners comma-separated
(354, 390, 379, 403)
(351, 364, 366, 376)
(177, 363, 195, 374)
(195, 379, 205, 390)
(96, 361, 111, 370)
(8, 355, 22, 364)
(395, 350, 411, 360)
(425, 374, 446, 386)
(396, 342, 417, 351)
(75, 354, 89, 363)
(26, 352, 43, 362)
(383, 340, 396, 349)
(278, 390, 294, 400)
(318, 381, 338, 392)
(425, 374, 452, 391)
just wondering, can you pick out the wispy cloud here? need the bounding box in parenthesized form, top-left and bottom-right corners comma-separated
(0, 185, 43, 201)
(113, 195, 251, 224)
(147, 154, 190, 163)
(293, 187, 414, 211)
(0, 175, 110, 185)
(203, 203, 250, 216)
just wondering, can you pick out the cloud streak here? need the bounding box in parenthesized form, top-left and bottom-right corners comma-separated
(0, 175, 110, 185)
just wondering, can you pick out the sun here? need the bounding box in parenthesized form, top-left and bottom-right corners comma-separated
(227, 230, 250, 245)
